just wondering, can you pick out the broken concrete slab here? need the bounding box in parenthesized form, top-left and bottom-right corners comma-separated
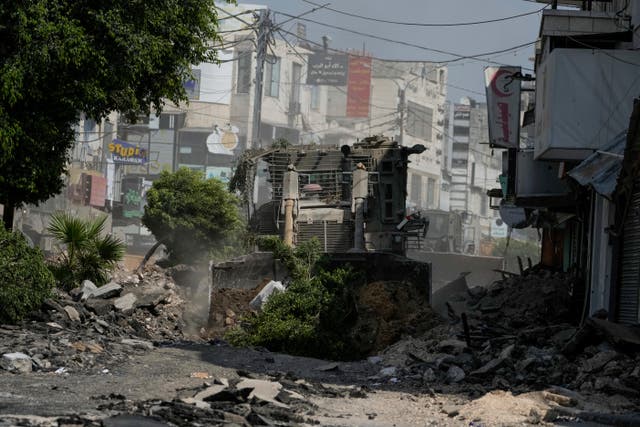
(63, 305, 81, 322)
(581, 351, 618, 373)
(471, 357, 506, 376)
(114, 293, 137, 312)
(86, 282, 122, 300)
(236, 378, 287, 408)
(446, 365, 465, 383)
(84, 298, 114, 316)
(437, 339, 468, 355)
(1, 352, 32, 373)
(73, 280, 98, 301)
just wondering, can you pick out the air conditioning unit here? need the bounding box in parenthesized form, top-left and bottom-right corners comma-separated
(436, 120, 444, 126)
(436, 133, 443, 140)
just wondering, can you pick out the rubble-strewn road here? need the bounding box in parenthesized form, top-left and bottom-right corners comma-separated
(1, 263, 640, 426)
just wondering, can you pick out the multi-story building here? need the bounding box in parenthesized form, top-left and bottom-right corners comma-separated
(493, 0, 640, 324)
(448, 97, 502, 253)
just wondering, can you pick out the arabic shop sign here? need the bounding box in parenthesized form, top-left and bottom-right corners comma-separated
(109, 138, 148, 164)
(484, 66, 521, 148)
(307, 53, 348, 85)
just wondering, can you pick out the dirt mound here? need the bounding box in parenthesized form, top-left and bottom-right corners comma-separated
(350, 281, 440, 355)
(207, 282, 267, 337)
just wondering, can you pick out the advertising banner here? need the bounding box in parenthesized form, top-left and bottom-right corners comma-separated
(484, 66, 521, 148)
(306, 53, 348, 85)
(109, 138, 148, 164)
(346, 55, 372, 118)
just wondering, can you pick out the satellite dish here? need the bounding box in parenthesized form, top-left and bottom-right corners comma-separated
(206, 130, 233, 155)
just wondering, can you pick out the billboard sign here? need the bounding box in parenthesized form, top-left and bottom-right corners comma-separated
(346, 55, 372, 118)
(109, 138, 148, 164)
(484, 66, 521, 148)
(307, 53, 348, 85)
(453, 104, 470, 120)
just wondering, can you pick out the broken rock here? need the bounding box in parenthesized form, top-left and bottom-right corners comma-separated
(63, 305, 81, 322)
(114, 293, 137, 312)
(1, 352, 32, 373)
(87, 282, 122, 300)
(446, 365, 466, 383)
(582, 351, 618, 373)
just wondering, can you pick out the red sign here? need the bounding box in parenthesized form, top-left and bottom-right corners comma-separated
(89, 175, 106, 207)
(346, 55, 372, 118)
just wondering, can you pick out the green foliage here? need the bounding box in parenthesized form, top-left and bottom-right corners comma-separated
(227, 238, 363, 359)
(0, 0, 231, 226)
(142, 168, 242, 265)
(0, 222, 55, 323)
(47, 213, 125, 289)
(257, 236, 322, 281)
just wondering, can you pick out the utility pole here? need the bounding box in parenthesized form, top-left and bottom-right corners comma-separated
(249, 9, 271, 149)
(398, 88, 405, 145)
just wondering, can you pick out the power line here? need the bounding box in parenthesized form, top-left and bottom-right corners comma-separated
(277, 28, 494, 99)
(299, 0, 548, 27)
(272, 10, 537, 67)
(566, 36, 640, 67)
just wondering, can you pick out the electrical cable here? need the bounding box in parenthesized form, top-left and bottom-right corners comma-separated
(273, 10, 537, 66)
(566, 36, 640, 67)
(276, 27, 534, 72)
(278, 28, 490, 100)
(299, 0, 548, 27)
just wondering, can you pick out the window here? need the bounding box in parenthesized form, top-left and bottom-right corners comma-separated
(310, 85, 320, 110)
(236, 52, 252, 94)
(427, 178, 436, 208)
(406, 101, 433, 141)
(185, 69, 201, 100)
(453, 125, 470, 137)
(291, 63, 302, 106)
(410, 175, 422, 206)
(471, 162, 476, 186)
(265, 56, 280, 97)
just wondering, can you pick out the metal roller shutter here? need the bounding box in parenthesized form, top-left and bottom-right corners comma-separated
(618, 177, 640, 324)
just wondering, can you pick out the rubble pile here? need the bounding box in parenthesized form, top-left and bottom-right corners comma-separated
(374, 269, 640, 409)
(0, 264, 187, 375)
(96, 373, 323, 427)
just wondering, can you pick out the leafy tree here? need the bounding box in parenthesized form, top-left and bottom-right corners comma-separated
(0, 222, 55, 323)
(142, 168, 242, 264)
(0, 0, 230, 229)
(47, 213, 125, 289)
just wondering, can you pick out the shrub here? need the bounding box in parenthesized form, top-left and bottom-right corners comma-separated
(227, 238, 363, 359)
(0, 223, 55, 323)
(47, 213, 125, 289)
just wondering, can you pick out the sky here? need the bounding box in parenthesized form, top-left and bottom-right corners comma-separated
(249, 0, 544, 103)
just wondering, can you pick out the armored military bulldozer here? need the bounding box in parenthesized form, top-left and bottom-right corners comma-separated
(208, 136, 433, 338)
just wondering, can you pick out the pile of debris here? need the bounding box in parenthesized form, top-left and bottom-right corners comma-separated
(373, 269, 640, 408)
(96, 373, 322, 427)
(0, 264, 189, 375)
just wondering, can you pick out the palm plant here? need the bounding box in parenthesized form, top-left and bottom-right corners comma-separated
(47, 212, 125, 289)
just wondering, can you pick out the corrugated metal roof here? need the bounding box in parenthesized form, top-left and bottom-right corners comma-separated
(567, 131, 626, 199)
